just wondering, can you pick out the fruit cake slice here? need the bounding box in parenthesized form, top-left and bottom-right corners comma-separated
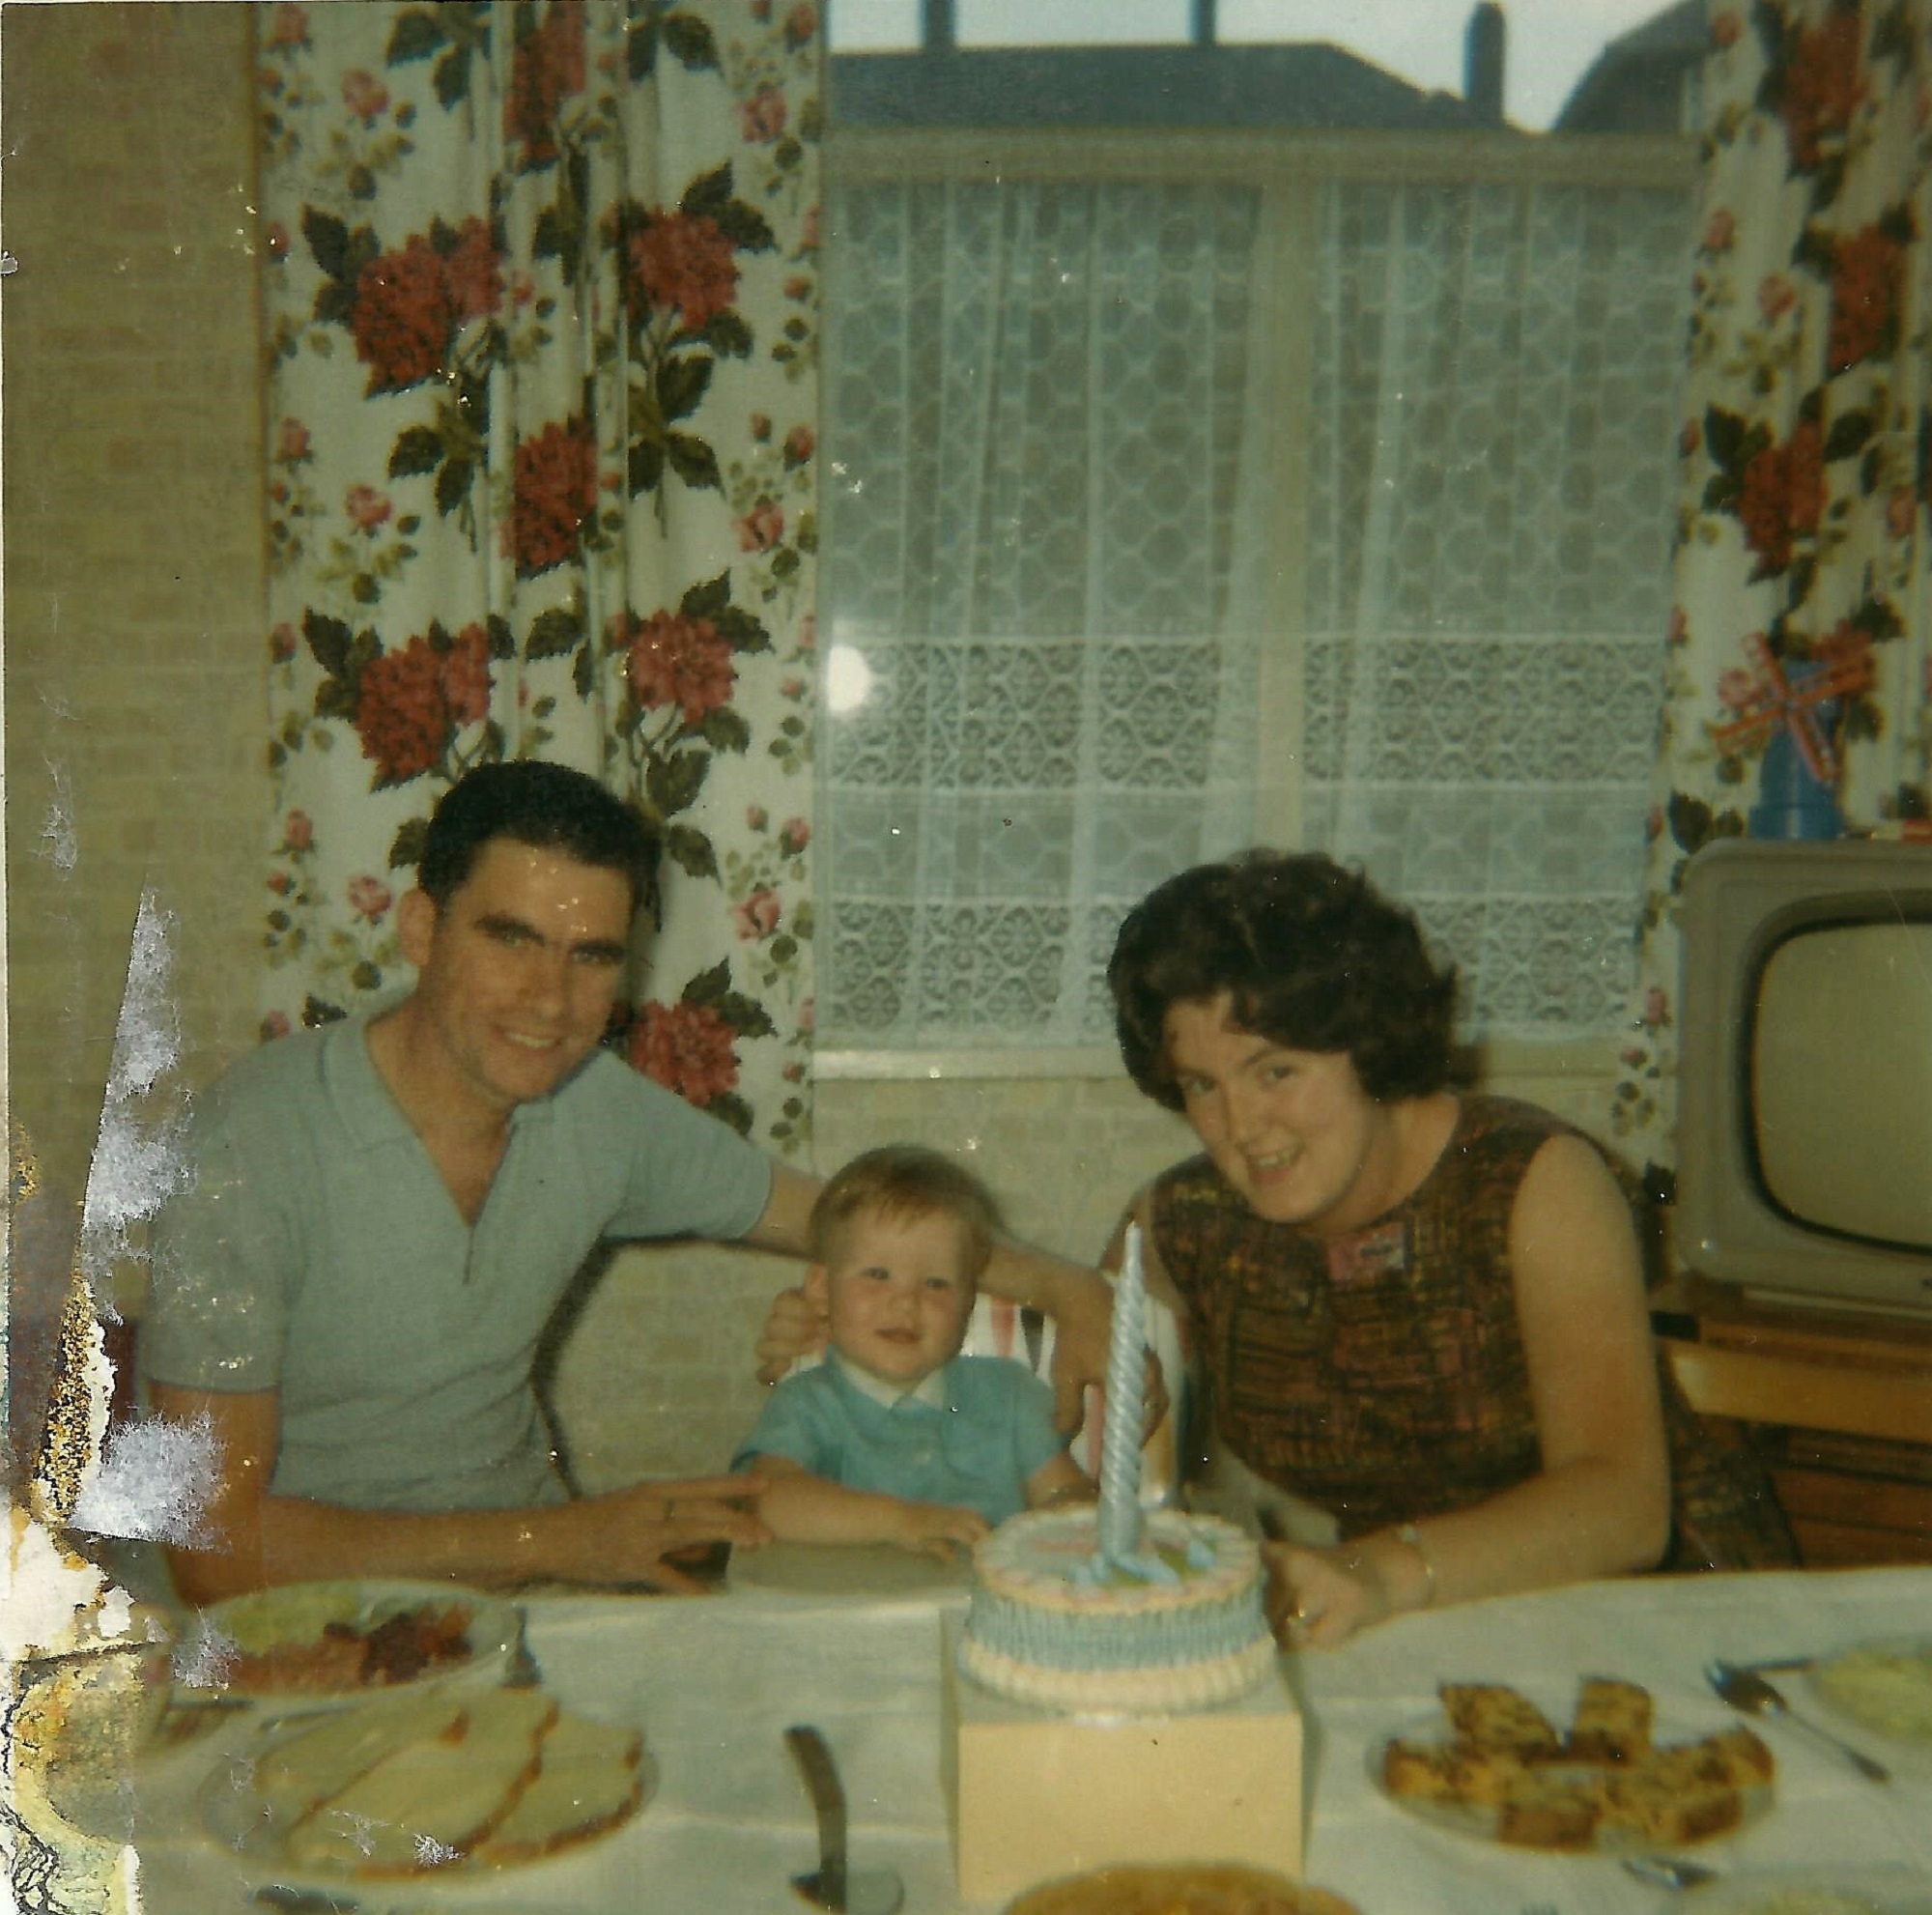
(1438, 1682, 1563, 1758)
(1565, 1676, 1653, 1764)
(1494, 1770, 1604, 1850)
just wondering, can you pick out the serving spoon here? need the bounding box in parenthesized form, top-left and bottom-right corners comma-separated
(1705, 1660, 1891, 1783)
(1623, 1853, 1721, 1892)
(784, 1725, 904, 1915)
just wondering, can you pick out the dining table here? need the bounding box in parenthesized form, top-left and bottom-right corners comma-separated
(120, 1556, 1932, 1915)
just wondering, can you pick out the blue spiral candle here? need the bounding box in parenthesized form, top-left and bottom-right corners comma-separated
(1097, 1223, 1147, 1563)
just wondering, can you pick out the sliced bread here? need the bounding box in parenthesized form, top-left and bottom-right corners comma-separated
(282, 1685, 556, 1876)
(248, 1688, 469, 1825)
(469, 1709, 645, 1864)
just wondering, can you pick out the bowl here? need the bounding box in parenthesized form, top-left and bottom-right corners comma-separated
(179, 1578, 522, 1705)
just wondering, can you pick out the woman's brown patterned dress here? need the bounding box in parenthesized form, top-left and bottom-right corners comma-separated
(1151, 1095, 1795, 1569)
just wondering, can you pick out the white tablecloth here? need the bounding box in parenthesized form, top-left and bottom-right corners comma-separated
(131, 1563, 1932, 1913)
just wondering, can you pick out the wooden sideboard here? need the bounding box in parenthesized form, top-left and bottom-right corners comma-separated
(1652, 1272, 1932, 1564)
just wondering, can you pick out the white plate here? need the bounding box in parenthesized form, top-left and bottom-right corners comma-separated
(1807, 1640, 1932, 1752)
(180, 1578, 521, 1705)
(1648, 1865, 1932, 1915)
(198, 1694, 655, 1883)
(1370, 1696, 1773, 1855)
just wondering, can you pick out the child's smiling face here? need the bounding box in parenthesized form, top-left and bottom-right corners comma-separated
(815, 1207, 978, 1389)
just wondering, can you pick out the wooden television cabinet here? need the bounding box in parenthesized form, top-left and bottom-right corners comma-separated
(1653, 1272, 1932, 1565)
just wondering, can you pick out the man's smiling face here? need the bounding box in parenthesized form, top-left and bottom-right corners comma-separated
(399, 837, 633, 1124)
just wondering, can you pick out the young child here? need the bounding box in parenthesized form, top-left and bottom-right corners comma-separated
(733, 1146, 1092, 1558)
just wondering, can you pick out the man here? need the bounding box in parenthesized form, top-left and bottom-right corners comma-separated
(142, 762, 1115, 1602)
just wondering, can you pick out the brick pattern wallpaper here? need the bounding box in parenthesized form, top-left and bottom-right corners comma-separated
(5, 3, 268, 1220)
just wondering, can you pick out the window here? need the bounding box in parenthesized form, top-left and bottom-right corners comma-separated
(817, 131, 1694, 1055)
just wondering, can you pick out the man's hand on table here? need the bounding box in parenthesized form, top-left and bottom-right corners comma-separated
(569, 1475, 773, 1593)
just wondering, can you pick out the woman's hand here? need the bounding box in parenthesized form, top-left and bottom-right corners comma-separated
(891, 1500, 990, 1561)
(1047, 1271, 1171, 1440)
(1263, 1536, 1410, 1650)
(754, 1284, 829, 1385)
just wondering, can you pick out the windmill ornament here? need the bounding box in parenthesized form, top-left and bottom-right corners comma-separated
(1709, 630, 1874, 839)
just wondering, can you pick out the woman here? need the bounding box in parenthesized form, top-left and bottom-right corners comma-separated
(1106, 850, 1792, 1646)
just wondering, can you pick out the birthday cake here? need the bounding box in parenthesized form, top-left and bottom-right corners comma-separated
(958, 1506, 1276, 1715)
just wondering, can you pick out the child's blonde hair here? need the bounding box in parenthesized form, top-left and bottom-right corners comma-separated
(810, 1145, 1005, 1282)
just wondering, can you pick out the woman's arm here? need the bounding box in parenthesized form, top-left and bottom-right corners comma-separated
(749, 1452, 989, 1557)
(1266, 1135, 1671, 1646)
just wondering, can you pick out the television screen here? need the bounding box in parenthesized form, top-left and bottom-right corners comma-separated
(1751, 920, 1932, 1249)
(1675, 838, 1932, 1317)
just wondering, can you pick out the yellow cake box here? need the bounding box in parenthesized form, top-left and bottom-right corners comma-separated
(940, 1614, 1304, 1902)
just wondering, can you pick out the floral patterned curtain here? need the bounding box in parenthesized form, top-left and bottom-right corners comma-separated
(1614, 0, 1932, 1169)
(257, 0, 819, 1156)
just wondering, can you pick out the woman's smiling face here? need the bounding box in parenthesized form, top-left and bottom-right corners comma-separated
(1162, 993, 1398, 1236)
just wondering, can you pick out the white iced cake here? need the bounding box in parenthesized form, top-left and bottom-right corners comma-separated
(958, 1507, 1275, 1714)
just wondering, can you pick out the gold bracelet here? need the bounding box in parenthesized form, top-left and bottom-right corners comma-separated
(1395, 1522, 1437, 1608)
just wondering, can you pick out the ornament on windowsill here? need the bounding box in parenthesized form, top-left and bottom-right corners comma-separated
(1708, 629, 1874, 840)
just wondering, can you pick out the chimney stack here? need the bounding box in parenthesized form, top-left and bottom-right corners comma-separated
(1465, 3, 1506, 127)
(923, 0, 955, 51)
(1191, 0, 1217, 45)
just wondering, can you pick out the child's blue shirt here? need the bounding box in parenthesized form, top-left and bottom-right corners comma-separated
(731, 1351, 1066, 1525)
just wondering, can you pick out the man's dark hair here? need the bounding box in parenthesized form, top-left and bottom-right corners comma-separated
(1107, 850, 1459, 1107)
(417, 761, 657, 914)
(810, 1145, 1005, 1282)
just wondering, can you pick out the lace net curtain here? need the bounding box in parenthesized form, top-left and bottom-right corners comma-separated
(821, 160, 1694, 1049)
(822, 180, 1264, 1046)
(1307, 179, 1694, 1039)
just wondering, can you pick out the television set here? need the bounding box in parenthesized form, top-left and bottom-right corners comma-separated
(1674, 836, 1932, 1319)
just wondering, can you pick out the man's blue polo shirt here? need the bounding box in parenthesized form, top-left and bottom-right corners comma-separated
(140, 1014, 771, 1512)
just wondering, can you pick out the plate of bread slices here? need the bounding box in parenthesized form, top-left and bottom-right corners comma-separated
(199, 1680, 652, 1879)
(1373, 1676, 1775, 1852)
(1005, 1863, 1360, 1915)
(182, 1580, 522, 1704)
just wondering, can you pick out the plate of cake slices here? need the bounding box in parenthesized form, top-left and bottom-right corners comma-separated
(179, 1579, 522, 1704)
(199, 1681, 652, 1880)
(1372, 1675, 1776, 1853)
(1807, 1640, 1932, 1755)
(1005, 1862, 1360, 1915)
(1644, 1866, 1932, 1915)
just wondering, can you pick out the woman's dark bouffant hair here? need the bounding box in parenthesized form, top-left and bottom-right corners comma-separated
(1107, 851, 1459, 1108)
